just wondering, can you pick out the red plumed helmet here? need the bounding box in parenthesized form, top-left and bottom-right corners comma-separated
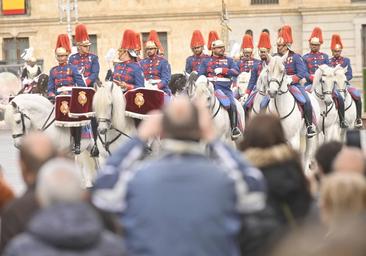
(55, 34, 71, 55)
(207, 31, 219, 50)
(309, 27, 323, 44)
(258, 32, 271, 50)
(331, 34, 343, 50)
(146, 30, 164, 53)
(135, 32, 142, 51)
(75, 24, 91, 46)
(241, 34, 254, 51)
(120, 29, 138, 50)
(190, 30, 205, 48)
(277, 25, 293, 45)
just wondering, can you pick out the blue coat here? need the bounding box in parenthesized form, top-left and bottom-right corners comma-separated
(47, 64, 86, 96)
(185, 54, 209, 73)
(303, 51, 329, 82)
(140, 55, 172, 95)
(92, 138, 266, 256)
(284, 52, 307, 85)
(330, 56, 353, 81)
(68, 53, 100, 86)
(247, 60, 265, 94)
(236, 58, 261, 73)
(111, 60, 145, 90)
(198, 56, 239, 101)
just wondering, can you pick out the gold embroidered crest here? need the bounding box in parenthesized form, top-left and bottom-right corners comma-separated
(78, 91, 87, 106)
(60, 101, 69, 115)
(134, 92, 145, 108)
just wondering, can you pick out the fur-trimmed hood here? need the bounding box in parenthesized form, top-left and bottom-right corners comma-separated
(243, 144, 298, 168)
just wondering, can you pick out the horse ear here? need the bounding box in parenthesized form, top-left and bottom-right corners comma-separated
(266, 54, 272, 63)
(11, 101, 17, 109)
(343, 65, 348, 74)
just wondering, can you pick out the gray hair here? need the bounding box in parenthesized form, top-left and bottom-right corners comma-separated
(36, 158, 84, 208)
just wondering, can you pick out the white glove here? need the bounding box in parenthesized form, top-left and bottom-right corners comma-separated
(286, 76, 293, 85)
(22, 78, 31, 86)
(214, 68, 223, 75)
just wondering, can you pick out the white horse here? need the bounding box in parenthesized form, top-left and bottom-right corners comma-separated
(311, 64, 340, 142)
(4, 94, 97, 187)
(233, 71, 251, 104)
(267, 55, 320, 170)
(92, 81, 136, 157)
(334, 65, 358, 140)
(187, 75, 245, 147)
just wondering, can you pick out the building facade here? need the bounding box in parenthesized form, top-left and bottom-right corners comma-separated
(0, 0, 366, 89)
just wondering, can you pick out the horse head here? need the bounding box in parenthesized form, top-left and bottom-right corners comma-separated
(169, 73, 187, 96)
(257, 64, 269, 95)
(92, 81, 126, 135)
(193, 75, 214, 107)
(267, 55, 287, 98)
(313, 65, 335, 106)
(5, 94, 52, 147)
(333, 64, 348, 98)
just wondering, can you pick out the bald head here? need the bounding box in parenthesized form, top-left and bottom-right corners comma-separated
(333, 146, 366, 174)
(162, 96, 200, 141)
(19, 132, 57, 186)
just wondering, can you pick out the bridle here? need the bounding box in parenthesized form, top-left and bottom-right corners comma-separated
(12, 109, 31, 139)
(268, 71, 288, 95)
(314, 76, 333, 100)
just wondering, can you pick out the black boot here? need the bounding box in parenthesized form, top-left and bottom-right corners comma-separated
(72, 127, 81, 155)
(304, 106, 316, 138)
(337, 97, 348, 129)
(229, 104, 241, 140)
(90, 117, 99, 157)
(355, 99, 363, 128)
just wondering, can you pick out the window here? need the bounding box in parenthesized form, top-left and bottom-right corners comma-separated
(251, 0, 279, 4)
(141, 32, 168, 60)
(3, 37, 29, 64)
(72, 34, 98, 55)
(1, 0, 27, 15)
(352, 0, 366, 2)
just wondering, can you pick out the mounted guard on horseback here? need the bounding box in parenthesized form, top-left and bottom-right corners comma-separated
(185, 30, 209, 74)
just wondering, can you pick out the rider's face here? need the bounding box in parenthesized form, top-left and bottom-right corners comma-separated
(192, 46, 203, 55)
(78, 45, 90, 54)
(276, 43, 288, 56)
(146, 47, 157, 57)
(242, 50, 252, 60)
(332, 49, 342, 58)
(310, 43, 320, 53)
(212, 46, 225, 57)
(259, 49, 269, 61)
(56, 54, 68, 64)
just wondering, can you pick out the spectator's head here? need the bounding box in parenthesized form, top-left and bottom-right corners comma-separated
(332, 146, 366, 174)
(19, 132, 57, 187)
(239, 114, 285, 151)
(162, 96, 200, 141)
(36, 158, 84, 208)
(320, 172, 366, 227)
(315, 141, 343, 176)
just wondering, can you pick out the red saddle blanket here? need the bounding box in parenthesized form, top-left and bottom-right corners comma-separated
(124, 88, 165, 116)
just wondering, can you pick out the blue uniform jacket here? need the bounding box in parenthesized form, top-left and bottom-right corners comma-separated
(48, 64, 86, 96)
(198, 55, 239, 92)
(303, 51, 329, 82)
(236, 58, 261, 73)
(140, 55, 172, 95)
(185, 54, 209, 73)
(284, 51, 307, 85)
(92, 137, 266, 256)
(247, 60, 265, 94)
(110, 60, 145, 90)
(68, 53, 100, 86)
(330, 56, 353, 81)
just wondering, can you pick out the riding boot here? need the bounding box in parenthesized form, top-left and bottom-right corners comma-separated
(72, 127, 81, 155)
(355, 98, 363, 128)
(337, 96, 348, 129)
(90, 117, 99, 157)
(304, 105, 316, 138)
(229, 104, 241, 140)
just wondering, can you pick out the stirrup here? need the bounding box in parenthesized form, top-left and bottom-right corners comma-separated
(306, 126, 316, 138)
(355, 118, 363, 128)
(340, 120, 349, 129)
(90, 144, 99, 157)
(231, 127, 241, 140)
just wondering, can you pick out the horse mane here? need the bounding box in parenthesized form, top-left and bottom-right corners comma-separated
(268, 56, 285, 76)
(169, 73, 187, 95)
